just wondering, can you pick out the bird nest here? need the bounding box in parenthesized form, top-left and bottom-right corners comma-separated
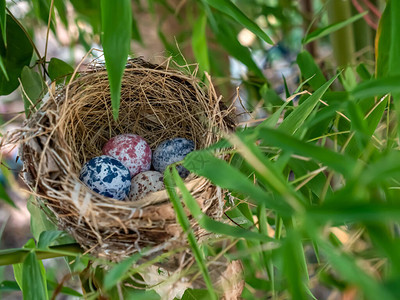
(9, 58, 236, 265)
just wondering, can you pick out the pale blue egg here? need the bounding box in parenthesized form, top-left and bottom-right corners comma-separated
(79, 155, 131, 200)
(152, 138, 194, 178)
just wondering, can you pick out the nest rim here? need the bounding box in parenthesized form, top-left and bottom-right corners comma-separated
(15, 57, 236, 262)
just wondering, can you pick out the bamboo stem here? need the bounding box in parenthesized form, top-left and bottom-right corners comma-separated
(326, 0, 356, 67)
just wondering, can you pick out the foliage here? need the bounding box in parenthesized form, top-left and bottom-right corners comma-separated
(1, 0, 400, 299)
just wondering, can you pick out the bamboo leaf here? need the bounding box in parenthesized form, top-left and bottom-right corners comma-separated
(183, 150, 292, 213)
(258, 128, 357, 178)
(311, 230, 397, 300)
(0, 183, 16, 208)
(192, 12, 210, 73)
(172, 165, 275, 242)
(22, 251, 48, 300)
(388, 0, 400, 77)
(103, 253, 142, 291)
(164, 168, 217, 300)
(204, 0, 273, 44)
(296, 51, 327, 90)
(303, 12, 366, 45)
(100, 0, 132, 120)
(27, 197, 57, 242)
(0, 0, 5, 46)
(208, 12, 264, 79)
(278, 74, 339, 135)
(283, 231, 309, 300)
(351, 76, 400, 99)
(37, 230, 64, 249)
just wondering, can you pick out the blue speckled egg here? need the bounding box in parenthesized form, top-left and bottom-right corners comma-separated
(152, 138, 195, 178)
(79, 155, 131, 200)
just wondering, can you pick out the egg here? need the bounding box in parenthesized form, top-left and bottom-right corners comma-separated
(79, 155, 131, 200)
(102, 134, 151, 177)
(152, 138, 194, 178)
(129, 171, 165, 201)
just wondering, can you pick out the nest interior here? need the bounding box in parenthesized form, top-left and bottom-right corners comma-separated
(17, 58, 235, 262)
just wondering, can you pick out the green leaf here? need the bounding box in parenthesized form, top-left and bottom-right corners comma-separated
(20, 66, 45, 117)
(48, 57, 74, 84)
(183, 150, 291, 213)
(70, 0, 101, 34)
(0, 184, 16, 208)
(388, 0, 400, 77)
(283, 231, 309, 300)
(296, 51, 326, 90)
(46, 279, 82, 297)
(22, 251, 48, 300)
(0, 244, 81, 266)
(100, 0, 132, 120)
(131, 14, 142, 43)
(258, 128, 357, 178)
(12, 263, 22, 290)
(103, 253, 141, 291)
(31, 0, 56, 32)
(208, 12, 264, 79)
(192, 12, 210, 73)
(204, 0, 273, 44)
(180, 289, 210, 300)
(0, 15, 33, 95)
(164, 168, 217, 300)
(278, 74, 339, 135)
(27, 197, 57, 242)
(0, 0, 5, 46)
(0, 280, 20, 292)
(351, 76, 400, 99)
(310, 229, 397, 300)
(303, 12, 366, 45)
(376, 0, 400, 78)
(125, 289, 160, 300)
(37, 230, 64, 249)
(172, 165, 275, 242)
(54, 0, 68, 28)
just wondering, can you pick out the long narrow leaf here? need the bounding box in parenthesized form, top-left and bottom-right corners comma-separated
(183, 150, 292, 213)
(164, 168, 217, 300)
(172, 166, 275, 242)
(192, 12, 210, 73)
(22, 251, 47, 300)
(204, 0, 273, 44)
(303, 12, 366, 44)
(278, 74, 339, 135)
(208, 12, 265, 79)
(258, 128, 357, 177)
(100, 0, 132, 120)
(351, 76, 400, 99)
(104, 253, 142, 291)
(0, 0, 5, 46)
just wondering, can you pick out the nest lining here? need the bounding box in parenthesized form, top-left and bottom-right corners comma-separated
(11, 58, 236, 262)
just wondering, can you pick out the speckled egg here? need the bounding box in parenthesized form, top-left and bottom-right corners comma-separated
(152, 138, 195, 178)
(102, 134, 152, 177)
(79, 155, 131, 200)
(129, 171, 165, 201)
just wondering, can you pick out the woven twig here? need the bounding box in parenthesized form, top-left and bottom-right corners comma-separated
(6, 57, 236, 265)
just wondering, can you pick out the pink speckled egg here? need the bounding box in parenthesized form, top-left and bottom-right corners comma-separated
(129, 171, 165, 201)
(102, 134, 151, 177)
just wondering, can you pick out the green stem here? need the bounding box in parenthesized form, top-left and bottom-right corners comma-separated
(326, 0, 356, 67)
(0, 244, 82, 266)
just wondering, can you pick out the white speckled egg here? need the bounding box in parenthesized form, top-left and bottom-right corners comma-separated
(79, 155, 131, 200)
(102, 134, 152, 177)
(129, 171, 165, 201)
(152, 138, 194, 178)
